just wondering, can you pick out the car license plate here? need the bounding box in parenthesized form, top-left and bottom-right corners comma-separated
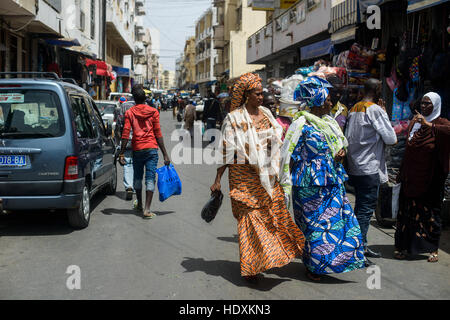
(0, 155, 27, 166)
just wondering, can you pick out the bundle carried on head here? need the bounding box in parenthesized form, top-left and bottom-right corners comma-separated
(294, 76, 333, 108)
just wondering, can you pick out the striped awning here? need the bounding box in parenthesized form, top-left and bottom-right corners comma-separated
(407, 0, 449, 13)
(330, 0, 359, 33)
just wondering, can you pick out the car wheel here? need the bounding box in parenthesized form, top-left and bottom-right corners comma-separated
(105, 164, 117, 195)
(67, 183, 91, 229)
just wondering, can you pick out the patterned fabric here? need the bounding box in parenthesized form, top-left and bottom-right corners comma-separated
(280, 111, 347, 206)
(291, 124, 365, 274)
(293, 185, 365, 274)
(230, 73, 262, 112)
(229, 116, 305, 276)
(219, 106, 283, 199)
(293, 76, 333, 107)
(291, 124, 347, 187)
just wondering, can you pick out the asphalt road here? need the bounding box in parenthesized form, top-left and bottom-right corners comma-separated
(0, 111, 449, 300)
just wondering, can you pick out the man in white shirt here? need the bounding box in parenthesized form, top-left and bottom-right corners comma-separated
(346, 79, 397, 265)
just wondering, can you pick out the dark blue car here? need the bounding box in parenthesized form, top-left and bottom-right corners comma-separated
(0, 73, 117, 228)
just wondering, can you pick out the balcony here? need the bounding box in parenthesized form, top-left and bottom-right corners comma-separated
(136, 6, 146, 16)
(195, 49, 211, 63)
(246, 2, 330, 64)
(213, 25, 225, 49)
(196, 27, 212, 44)
(106, 0, 134, 54)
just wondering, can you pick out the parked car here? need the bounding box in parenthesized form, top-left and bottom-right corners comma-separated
(0, 72, 117, 229)
(108, 92, 133, 102)
(95, 100, 119, 136)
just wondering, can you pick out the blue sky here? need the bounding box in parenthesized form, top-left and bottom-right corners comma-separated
(144, 0, 212, 71)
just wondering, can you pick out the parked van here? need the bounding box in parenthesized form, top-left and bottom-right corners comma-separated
(0, 73, 117, 228)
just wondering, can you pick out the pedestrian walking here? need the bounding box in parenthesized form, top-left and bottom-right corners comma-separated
(184, 99, 197, 137)
(279, 82, 365, 281)
(120, 101, 136, 201)
(394, 92, 450, 262)
(210, 73, 305, 282)
(172, 95, 179, 119)
(203, 91, 223, 141)
(118, 85, 171, 219)
(345, 79, 397, 263)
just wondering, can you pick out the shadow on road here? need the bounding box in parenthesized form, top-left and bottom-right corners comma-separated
(180, 257, 291, 291)
(368, 244, 432, 261)
(101, 208, 141, 217)
(0, 211, 74, 236)
(217, 234, 239, 243)
(264, 261, 357, 284)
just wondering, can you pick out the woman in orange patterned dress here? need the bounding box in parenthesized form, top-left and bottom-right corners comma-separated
(210, 73, 305, 282)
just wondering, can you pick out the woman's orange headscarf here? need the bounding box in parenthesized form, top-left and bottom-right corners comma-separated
(230, 73, 262, 112)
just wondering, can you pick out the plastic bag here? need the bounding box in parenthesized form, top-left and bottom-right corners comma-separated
(201, 191, 223, 223)
(281, 74, 303, 101)
(156, 164, 182, 202)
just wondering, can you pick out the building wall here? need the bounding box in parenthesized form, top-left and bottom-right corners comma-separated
(229, 0, 266, 78)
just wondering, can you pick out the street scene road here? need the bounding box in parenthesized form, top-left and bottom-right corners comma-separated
(1, 111, 449, 300)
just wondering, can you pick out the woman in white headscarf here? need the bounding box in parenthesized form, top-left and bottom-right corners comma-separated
(394, 92, 450, 262)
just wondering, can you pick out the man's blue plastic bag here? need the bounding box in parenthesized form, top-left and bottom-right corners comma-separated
(156, 164, 182, 202)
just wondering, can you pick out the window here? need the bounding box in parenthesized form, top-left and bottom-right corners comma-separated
(0, 90, 64, 138)
(70, 95, 94, 139)
(90, 0, 95, 39)
(86, 98, 106, 138)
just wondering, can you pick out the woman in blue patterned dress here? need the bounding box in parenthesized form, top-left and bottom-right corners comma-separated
(281, 89, 366, 281)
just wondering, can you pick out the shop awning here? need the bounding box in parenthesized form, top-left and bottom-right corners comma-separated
(85, 59, 114, 79)
(112, 66, 131, 77)
(331, 25, 357, 44)
(407, 0, 449, 13)
(300, 38, 333, 61)
(330, 0, 359, 33)
(45, 38, 81, 47)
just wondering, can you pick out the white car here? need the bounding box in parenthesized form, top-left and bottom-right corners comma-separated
(108, 93, 134, 102)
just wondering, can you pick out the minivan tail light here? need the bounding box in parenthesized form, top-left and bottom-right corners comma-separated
(64, 156, 78, 180)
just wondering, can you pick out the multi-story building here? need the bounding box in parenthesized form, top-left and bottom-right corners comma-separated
(246, 0, 331, 82)
(175, 55, 183, 89)
(195, 8, 217, 96)
(0, 0, 110, 98)
(106, 0, 136, 93)
(161, 70, 175, 90)
(133, 1, 149, 85)
(181, 36, 196, 90)
(212, 0, 266, 89)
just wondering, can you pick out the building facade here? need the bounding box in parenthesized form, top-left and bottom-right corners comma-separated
(195, 8, 217, 96)
(212, 0, 266, 90)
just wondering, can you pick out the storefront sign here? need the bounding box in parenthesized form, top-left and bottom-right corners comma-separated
(281, 0, 297, 9)
(300, 38, 333, 61)
(297, 1, 306, 23)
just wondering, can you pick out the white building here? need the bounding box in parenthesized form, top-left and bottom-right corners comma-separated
(195, 8, 217, 96)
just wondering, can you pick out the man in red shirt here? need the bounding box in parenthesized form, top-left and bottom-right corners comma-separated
(118, 85, 171, 219)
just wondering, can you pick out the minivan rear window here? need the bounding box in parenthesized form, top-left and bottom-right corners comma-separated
(0, 90, 64, 139)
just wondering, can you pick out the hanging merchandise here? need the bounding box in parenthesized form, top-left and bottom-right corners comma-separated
(391, 82, 415, 121)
